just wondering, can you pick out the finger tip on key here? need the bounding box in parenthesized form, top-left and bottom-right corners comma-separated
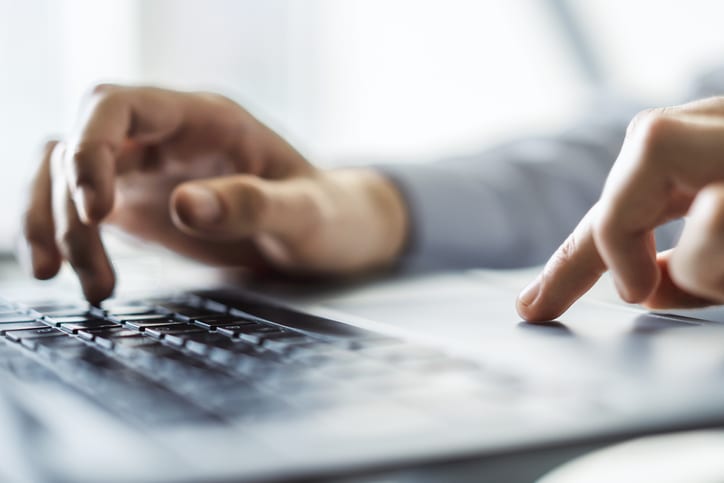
(83, 284, 114, 306)
(77, 270, 115, 306)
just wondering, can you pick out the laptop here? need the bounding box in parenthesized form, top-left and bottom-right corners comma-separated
(3, 235, 724, 483)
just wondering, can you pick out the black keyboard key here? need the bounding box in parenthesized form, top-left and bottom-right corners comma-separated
(102, 304, 157, 316)
(216, 322, 269, 337)
(261, 332, 312, 352)
(111, 335, 160, 357)
(77, 330, 97, 342)
(28, 303, 89, 317)
(144, 324, 205, 340)
(112, 313, 170, 321)
(228, 307, 268, 322)
(192, 315, 253, 330)
(58, 319, 121, 334)
(162, 333, 205, 348)
(183, 332, 240, 356)
(45, 315, 92, 326)
(5, 326, 63, 343)
(238, 327, 286, 345)
(78, 327, 142, 348)
(120, 315, 179, 330)
(0, 321, 47, 334)
(0, 314, 36, 323)
(156, 303, 220, 321)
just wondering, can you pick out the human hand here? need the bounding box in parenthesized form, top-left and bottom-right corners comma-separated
(21, 86, 408, 303)
(517, 97, 724, 321)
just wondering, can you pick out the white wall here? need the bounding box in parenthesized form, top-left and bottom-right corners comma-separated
(574, 0, 724, 103)
(3, 0, 724, 251)
(0, 0, 140, 250)
(0, 0, 65, 249)
(133, 0, 587, 164)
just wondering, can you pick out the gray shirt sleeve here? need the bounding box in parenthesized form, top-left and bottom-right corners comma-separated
(378, 105, 630, 270)
(377, 64, 724, 270)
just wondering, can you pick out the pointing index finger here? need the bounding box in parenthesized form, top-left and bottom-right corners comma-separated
(517, 206, 607, 322)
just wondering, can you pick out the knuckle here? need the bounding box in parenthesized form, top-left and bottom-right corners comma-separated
(626, 108, 658, 137)
(80, 84, 120, 114)
(627, 108, 679, 164)
(196, 92, 247, 129)
(88, 82, 117, 98)
(42, 139, 60, 156)
(86, 85, 123, 115)
(95, 89, 121, 110)
(198, 92, 237, 110)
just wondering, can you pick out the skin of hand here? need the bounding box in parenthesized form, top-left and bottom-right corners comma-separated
(517, 96, 724, 322)
(20, 85, 409, 304)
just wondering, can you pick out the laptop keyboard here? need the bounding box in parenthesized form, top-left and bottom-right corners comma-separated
(0, 293, 517, 429)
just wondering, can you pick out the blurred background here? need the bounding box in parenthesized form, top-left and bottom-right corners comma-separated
(1, 0, 724, 250)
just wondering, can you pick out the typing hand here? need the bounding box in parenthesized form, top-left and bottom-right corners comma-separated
(21, 86, 408, 303)
(517, 97, 724, 321)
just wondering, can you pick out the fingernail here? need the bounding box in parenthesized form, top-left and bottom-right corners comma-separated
(184, 185, 223, 225)
(518, 276, 541, 307)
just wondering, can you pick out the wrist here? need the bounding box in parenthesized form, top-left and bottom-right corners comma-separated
(325, 168, 410, 271)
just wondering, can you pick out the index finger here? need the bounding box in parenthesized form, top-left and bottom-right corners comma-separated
(64, 85, 184, 223)
(516, 206, 607, 321)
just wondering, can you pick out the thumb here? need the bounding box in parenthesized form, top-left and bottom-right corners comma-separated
(170, 174, 323, 242)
